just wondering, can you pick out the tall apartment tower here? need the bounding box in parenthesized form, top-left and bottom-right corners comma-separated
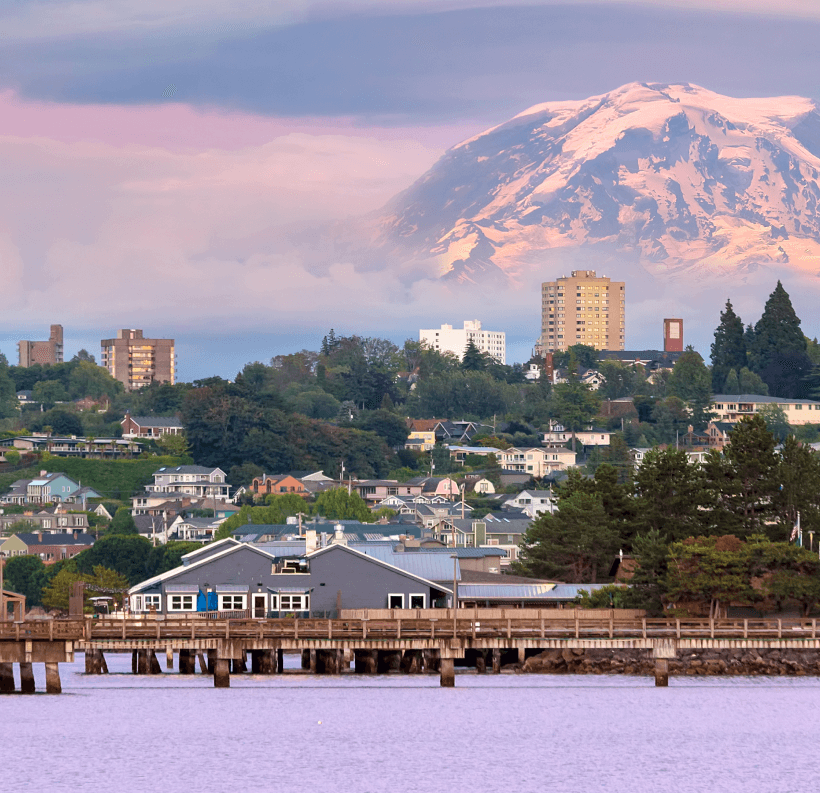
(664, 318, 684, 352)
(18, 324, 64, 367)
(419, 320, 506, 364)
(100, 329, 176, 391)
(539, 271, 625, 352)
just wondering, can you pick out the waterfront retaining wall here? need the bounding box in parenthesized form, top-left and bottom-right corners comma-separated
(522, 648, 820, 676)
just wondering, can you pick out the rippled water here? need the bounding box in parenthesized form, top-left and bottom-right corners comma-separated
(3, 653, 819, 793)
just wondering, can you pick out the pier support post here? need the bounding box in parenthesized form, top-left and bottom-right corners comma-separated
(149, 651, 162, 675)
(85, 650, 100, 674)
(654, 659, 669, 687)
(137, 650, 150, 675)
(475, 650, 487, 674)
(423, 650, 440, 672)
(251, 650, 261, 674)
(214, 658, 230, 688)
(132, 651, 138, 674)
(310, 649, 317, 673)
(440, 658, 455, 688)
(166, 647, 174, 670)
(277, 649, 284, 674)
(179, 649, 196, 674)
(258, 650, 276, 674)
(19, 662, 35, 694)
(207, 650, 217, 675)
(197, 652, 208, 674)
(517, 647, 526, 665)
(0, 663, 15, 693)
(100, 652, 108, 674)
(45, 663, 62, 694)
(232, 654, 247, 674)
(301, 650, 311, 670)
(492, 649, 501, 673)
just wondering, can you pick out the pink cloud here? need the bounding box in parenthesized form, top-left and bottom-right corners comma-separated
(0, 90, 479, 152)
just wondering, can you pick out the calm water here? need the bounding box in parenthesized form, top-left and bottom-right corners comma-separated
(2, 653, 819, 793)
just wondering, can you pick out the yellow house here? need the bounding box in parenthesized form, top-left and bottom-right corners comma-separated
(405, 431, 436, 451)
(711, 394, 820, 425)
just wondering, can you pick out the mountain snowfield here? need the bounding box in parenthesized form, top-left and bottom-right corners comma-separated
(374, 83, 820, 284)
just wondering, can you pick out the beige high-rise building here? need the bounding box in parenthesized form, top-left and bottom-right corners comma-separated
(18, 324, 64, 367)
(538, 271, 625, 353)
(100, 329, 176, 391)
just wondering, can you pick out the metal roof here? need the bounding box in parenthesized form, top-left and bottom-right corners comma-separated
(548, 584, 611, 599)
(352, 545, 461, 581)
(165, 584, 200, 593)
(254, 541, 307, 557)
(215, 584, 248, 592)
(409, 547, 507, 558)
(271, 587, 312, 593)
(457, 583, 556, 599)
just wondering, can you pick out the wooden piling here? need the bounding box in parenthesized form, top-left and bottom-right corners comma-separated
(475, 650, 487, 674)
(149, 650, 162, 675)
(0, 662, 15, 693)
(277, 649, 284, 674)
(232, 654, 247, 674)
(131, 650, 138, 674)
(207, 650, 217, 675)
(137, 650, 149, 675)
(654, 658, 669, 687)
(301, 650, 311, 670)
(100, 652, 108, 674)
(251, 650, 261, 674)
(214, 658, 230, 688)
(45, 662, 62, 694)
(440, 658, 455, 688)
(19, 662, 35, 694)
(492, 649, 501, 673)
(517, 647, 526, 665)
(197, 652, 208, 674)
(166, 647, 174, 670)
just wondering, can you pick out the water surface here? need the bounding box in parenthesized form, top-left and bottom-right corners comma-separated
(2, 653, 817, 793)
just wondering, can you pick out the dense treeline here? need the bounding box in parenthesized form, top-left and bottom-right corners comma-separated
(514, 414, 820, 613)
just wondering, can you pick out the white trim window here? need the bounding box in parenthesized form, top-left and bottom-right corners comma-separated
(168, 594, 195, 611)
(409, 594, 426, 609)
(280, 594, 308, 611)
(219, 594, 246, 611)
(144, 594, 161, 611)
(269, 594, 279, 611)
(388, 593, 405, 609)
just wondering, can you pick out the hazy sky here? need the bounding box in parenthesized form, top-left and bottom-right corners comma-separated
(3, 0, 820, 377)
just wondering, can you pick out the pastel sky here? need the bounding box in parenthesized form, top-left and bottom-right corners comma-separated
(3, 0, 820, 378)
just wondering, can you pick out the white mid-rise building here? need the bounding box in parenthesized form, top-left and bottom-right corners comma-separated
(420, 320, 506, 364)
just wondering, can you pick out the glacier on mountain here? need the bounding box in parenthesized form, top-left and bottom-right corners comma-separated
(373, 82, 820, 283)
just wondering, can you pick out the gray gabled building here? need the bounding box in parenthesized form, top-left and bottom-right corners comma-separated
(129, 540, 451, 616)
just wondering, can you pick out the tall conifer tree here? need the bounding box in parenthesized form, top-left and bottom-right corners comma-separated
(748, 281, 811, 397)
(710, 299, 746, 392)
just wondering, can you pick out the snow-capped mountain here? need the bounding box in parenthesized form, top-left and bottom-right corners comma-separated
(373, 83, 820, 283)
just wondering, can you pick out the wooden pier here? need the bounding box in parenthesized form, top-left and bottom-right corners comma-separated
(4, 612, 820, 690)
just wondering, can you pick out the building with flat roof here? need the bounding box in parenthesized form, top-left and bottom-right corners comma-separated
(18, 324, 63, 367)
(420, 320, 506, 364)
(100, 329, 175, 391)
(538, 271, 625, 353)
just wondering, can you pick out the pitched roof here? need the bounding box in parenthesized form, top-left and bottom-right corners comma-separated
(712, 394, 820, 404)
(153, 465, 223, 475)
(306, 543, 452, 593)
(15, 532, 95, 546)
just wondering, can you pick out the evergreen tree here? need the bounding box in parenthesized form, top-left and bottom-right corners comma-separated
(721, 414, 780, 537)
(748, 281, 812, 397)
(632, 447, 706, 542)
(667, 346, 713, 430)
(772, 435, 820, 539)
(550, 380, 602, 451)
(737, 367, 768, 396)
(109, 507, 138, 535)
(711, 299, 747, 392)
(723, 368, 739, 395)
(621, 529, 669, 615)
(513, 491, 618, 582)
(460, 339, 487, 372)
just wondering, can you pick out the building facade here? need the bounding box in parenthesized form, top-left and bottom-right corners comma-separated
(100, 329, 175, 391)
(419, 320, 506, 364)
(663, 318, 684, 352)
(18, 324, 63, 367)
(539, 270, 625, 352)
(711, 394, 820, 425)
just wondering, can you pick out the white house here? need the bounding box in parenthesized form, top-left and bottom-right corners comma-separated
(420, 319, 506, 364)
(499, 447, 576, 477)
(507, 490, 557, 518)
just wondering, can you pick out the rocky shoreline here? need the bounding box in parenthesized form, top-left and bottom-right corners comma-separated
(520, 648, 820, 676)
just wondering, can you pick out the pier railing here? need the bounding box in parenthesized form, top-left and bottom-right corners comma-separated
(3, 616, 820, 643)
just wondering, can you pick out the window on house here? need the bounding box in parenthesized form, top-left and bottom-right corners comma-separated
(219, 594, 246, 611)
(168, 594, 195, 611)
(144, 594, 161, 611)
(388, 594, 405, 609)
(280, 594, 308, 611)
(409, 594, 426, 609)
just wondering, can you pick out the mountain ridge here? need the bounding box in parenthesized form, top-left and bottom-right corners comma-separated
(370, 82, 820, 284)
